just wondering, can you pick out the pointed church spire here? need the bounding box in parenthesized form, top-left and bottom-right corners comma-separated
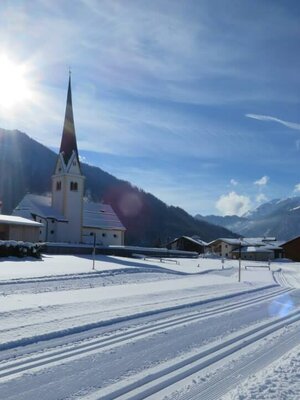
(59, 72, 79, 165)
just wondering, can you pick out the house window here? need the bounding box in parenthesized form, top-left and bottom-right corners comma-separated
(50, 230, 54, 234)
(102, 233, 106, 237)
(70, 182, 78, 191)
(113, 234, 118, 238)
(56, 181, 61, 191)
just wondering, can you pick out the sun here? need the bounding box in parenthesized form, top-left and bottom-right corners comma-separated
(0, 55, 32, 109)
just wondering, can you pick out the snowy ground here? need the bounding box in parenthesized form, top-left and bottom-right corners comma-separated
(223, 344, 300, 399)
(0, 254, 299, 399)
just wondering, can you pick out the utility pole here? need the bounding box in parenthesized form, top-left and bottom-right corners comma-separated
(83, 232, 96, 270)
(238, 238, 242, 282)
(91, 232, 96, 270)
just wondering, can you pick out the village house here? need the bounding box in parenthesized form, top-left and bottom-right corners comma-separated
(208, 237, 284, 261)
(0, 215, 42, 242)
(166, 236, 208, 253)
(282, 236, 300, 261)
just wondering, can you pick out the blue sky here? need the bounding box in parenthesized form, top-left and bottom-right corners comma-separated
(0, 0, 300, 216)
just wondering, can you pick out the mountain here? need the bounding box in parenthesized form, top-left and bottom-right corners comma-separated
(195, 197, 300, 241)
(0, 128, 237, 246)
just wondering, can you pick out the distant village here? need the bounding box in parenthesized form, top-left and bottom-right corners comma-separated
(0, 77, 299, 263)
(166, 235, 300, 262)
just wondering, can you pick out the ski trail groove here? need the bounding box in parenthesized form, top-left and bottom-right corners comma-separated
(98, 308, 300, 400)
(177, 327, 300, 400)
(0, 287, 293, 381)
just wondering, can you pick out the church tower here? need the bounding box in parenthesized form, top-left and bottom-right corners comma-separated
(52, 74, 85, 243)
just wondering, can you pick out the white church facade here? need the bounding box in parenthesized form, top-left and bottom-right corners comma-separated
(13, 76, 126, 246)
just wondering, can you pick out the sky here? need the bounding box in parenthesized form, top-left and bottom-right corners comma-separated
(0, 0, 300, 217)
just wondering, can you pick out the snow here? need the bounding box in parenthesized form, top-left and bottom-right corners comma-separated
(0, 254, 299, 399)
(0, 215, 42, 226)
(223, 344, 300, 399)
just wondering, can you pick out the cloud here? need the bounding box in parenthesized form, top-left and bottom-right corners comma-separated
(230, 179, 238, 186)
(256, 193, 267, 203)
(294, 183, 300, 193)
(254, 176, 269, 186)
(216, 191, 252, 216)
(246, 114, 300, 131)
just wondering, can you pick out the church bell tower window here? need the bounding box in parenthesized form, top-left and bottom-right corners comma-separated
(56, 181, 62, 191)
(70, 182, 78, 191)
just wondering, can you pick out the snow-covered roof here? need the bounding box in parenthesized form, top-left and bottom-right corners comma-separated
(244, 237, 277, 246)
(209, 237, 280, 247)
(281, 235, 300, 246)
(13, 195, 125, 231)
(0, 214, 42, 227)
(190, 236, 208, 246)
(83, 202, 125, 231)
(232, 246, 273, 254)
(209, 238, 248, 246)
(167, 236, 208, 247)
(13, 194, 67, 221)
(182, 236, 208, 246)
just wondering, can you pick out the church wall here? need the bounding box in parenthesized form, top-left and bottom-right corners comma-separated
(51, 176, 64, 215)
(55, 220, 72, 243)
(82, 227, 124, 246)
(62, 175, 84, 243)
(51, 172, 85, 243)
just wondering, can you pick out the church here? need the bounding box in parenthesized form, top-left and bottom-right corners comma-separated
(13, 76, 126, 246)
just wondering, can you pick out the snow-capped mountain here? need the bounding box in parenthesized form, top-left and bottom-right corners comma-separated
(195, 197, 300, 241)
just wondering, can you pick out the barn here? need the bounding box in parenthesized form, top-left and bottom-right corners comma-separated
(0, 215, 42, 242)
(282, 236, 300, 261)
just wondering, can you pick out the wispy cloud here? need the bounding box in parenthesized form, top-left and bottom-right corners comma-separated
(246, 114, 300, 131)
(254, 176, 269, 186)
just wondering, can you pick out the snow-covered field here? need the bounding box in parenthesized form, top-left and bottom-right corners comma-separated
(0, 254, 299, 399)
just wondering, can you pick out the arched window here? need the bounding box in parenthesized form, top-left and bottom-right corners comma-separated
(56, 181, 61, 191)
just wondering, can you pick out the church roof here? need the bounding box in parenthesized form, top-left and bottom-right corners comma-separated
(83, 202, 126, 231)
(13, 194, 67, 221)
(59, 74, 79, 165)
(13, 195, 125, 231)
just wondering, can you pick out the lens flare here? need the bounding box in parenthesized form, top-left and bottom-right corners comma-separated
(268, 294, 294, 318)
(119, 192, 143, 217)
(0, 54, 32, 109)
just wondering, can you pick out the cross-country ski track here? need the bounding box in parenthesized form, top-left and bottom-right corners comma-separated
(0, 255, 299, 399)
